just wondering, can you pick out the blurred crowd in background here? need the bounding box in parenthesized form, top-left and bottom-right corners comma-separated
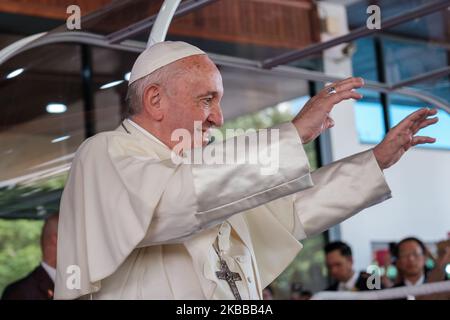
(263, 238, 450, 300)
(1, 213, 449, 300)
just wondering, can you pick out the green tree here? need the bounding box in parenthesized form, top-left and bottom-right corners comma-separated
(0, 219, 43, 295)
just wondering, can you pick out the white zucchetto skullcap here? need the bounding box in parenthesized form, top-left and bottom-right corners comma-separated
(128, 41, 206, 85)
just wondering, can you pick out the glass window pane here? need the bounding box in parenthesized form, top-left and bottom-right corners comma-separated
(353, 90, 386, 145)
(90, 46, 138, 132)
(0, 44, 85, 219)
(352, 37, 378, 82)
(383, 38, 447, 84)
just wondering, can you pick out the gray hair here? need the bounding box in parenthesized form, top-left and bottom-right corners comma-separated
(124, 62, 187, 118)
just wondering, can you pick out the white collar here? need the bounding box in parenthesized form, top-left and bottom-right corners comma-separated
(41, 261, 56, 283)
(404, 274, 425, 287)
(338, 271, 359, 291)
(126, 119, 167, 148)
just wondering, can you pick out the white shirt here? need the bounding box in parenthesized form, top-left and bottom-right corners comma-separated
(337, 271, 359, 291)
(404, 274, 425, 300)
(404, 274, 425, 287)
(41, 261, 56, 283)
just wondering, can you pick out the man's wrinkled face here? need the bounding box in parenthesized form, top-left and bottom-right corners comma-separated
(396, 241, 425, 278)
(326, 251, 354, 282)
(162, 55, 224, 148)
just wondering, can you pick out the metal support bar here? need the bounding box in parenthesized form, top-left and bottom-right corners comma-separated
(209, 52, 450, 113)
(80, 45, 96, 138)
(391, 66, 450, 90)
(0, 189, 63, 220)
(106, 0, 218, 45)
(380, 31, 450, 51)
(148, 0, 182, 47)
(374, 37, 391, 133)
(1, 31, 449, 113)
(262, 0, 450, 68)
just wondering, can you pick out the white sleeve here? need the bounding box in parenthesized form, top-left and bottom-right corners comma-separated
(293, 149, 392, 239)
(109, 122, 315, 246)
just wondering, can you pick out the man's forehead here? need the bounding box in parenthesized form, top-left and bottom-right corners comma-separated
(399, 241, 422, 251)
(176, 54, 217, 71)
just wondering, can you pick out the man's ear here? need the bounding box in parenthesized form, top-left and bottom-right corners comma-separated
(142, 84, 164, 121)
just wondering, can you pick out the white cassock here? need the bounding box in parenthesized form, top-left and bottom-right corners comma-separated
(54, 119, 391, 300)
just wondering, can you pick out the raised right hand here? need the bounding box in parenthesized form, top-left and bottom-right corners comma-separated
(292, 77, 364, 144)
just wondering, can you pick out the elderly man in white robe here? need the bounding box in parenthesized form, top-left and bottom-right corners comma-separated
(55, 41, 438, 300)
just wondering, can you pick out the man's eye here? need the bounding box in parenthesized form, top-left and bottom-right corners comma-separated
(202, 98, 212, 107)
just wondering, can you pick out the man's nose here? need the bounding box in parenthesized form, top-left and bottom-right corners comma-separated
(208, 104, 224, 127)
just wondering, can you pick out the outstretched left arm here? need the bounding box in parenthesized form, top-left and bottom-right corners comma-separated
(293, 107, 439, 239)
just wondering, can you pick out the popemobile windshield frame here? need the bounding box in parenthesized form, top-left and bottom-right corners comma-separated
(0, 0, 449, 114)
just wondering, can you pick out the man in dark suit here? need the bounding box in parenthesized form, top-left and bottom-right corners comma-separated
(393, 237, 429, 288)
(1, 214, 58, 300)
(324, 241, 374, 291)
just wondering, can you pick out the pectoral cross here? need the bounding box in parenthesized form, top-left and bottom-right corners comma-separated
(216, 258, 242, 300)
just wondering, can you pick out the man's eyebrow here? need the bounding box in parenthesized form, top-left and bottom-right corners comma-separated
(196, 91, 218, 98)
